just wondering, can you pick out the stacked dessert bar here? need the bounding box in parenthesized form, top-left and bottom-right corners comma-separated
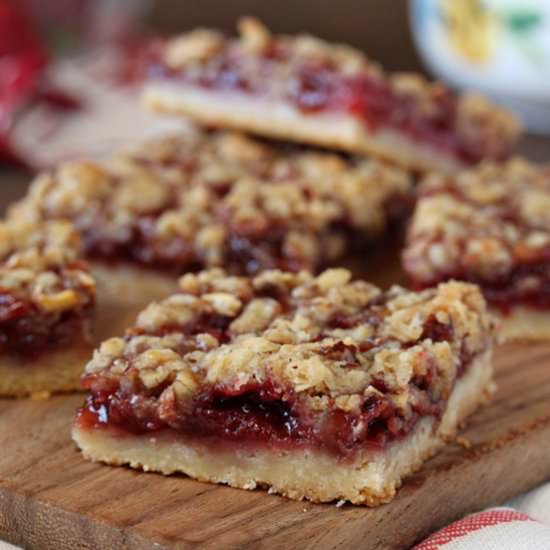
(7, 17, 540, 506)
(144, 18, 519, 173)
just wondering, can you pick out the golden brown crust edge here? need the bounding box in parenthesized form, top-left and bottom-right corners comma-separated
(0, 344, 93, 397)
(496, 307, 550, 342)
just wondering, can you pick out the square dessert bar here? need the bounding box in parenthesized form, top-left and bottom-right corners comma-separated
(0, 219, 96, 396)
(144, 18, 520, 173)
(13, 129, 412, 275)
(72, 268, 494, 506)
(403, 158, 550, 341)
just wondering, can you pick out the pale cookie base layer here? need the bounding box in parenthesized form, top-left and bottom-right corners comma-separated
(90, 262, 178, 343)
(144, 85, 464, 174)
(495, 306, 550, 342)
(0, 344, 94, 397)
(72, 350, 493, 506)
(0, 263, 177, 398)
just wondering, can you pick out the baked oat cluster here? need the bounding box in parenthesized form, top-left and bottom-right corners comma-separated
(403, 158, 550, 292)
(164, 17, 378, 77)
(82, 268, 493, 444)
(0, 219, 95, 314)
(13, 129, 411, 274)
(160, 18, 519, 161)
(0, 219, 95, 355)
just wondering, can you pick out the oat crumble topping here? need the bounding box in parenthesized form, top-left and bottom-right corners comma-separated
(81, 268, 493, 445)
(156, 18, 520, 163)
(0, 219, 95, 354)
(403, 158, 550, 307)
(12, 130, 411, 274)
(0, 219, 94, 313)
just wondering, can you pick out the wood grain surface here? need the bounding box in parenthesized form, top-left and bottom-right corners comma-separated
(0, 343, 549, 550)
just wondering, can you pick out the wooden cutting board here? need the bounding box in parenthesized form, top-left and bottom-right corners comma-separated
(1, 136, 550, 549)
(0, 341, 550, 549)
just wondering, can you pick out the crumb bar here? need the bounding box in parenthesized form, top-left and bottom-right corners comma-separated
(12, 129, 412, 275)
(403, 158, 550, 340)
(72, 268, 494, 505)
(0, 219, 96, 396)
(144, 18, 520, 173)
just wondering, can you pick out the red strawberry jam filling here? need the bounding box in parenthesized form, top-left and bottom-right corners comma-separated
(79, 214, 352, 276)
(75, 312, 473, 458)
(76, 367, 458, 458)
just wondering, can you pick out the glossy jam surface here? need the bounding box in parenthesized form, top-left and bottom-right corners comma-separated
(77, 350, 456, 458)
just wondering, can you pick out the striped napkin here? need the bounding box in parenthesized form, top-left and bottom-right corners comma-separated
(415, 483, 550, 549)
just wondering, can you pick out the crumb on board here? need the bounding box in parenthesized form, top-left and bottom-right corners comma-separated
(31, 391, 52, 400)
(456, 436, 472, 449)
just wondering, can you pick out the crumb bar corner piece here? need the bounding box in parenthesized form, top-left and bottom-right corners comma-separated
(0, 218, 96, 396)
(143, 18, 520, 173)
(72, 267, 495, 506)
(403, 157, 550, 341)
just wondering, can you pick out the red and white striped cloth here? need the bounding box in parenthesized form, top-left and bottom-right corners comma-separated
(414, 483, 550, 549)
(415, 507, 550, 549)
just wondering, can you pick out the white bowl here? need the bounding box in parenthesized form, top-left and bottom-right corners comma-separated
(410, 0, 550, 133)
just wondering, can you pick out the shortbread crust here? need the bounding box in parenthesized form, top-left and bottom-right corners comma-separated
(145, 86, 465, 174)
(496, 307, 550, 342)
(90, 262, 177, 344)
(0, 344, 95, 397)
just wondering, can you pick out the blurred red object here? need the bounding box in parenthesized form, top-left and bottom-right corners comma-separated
(0, 0, 49, 164)
(0, 0, 183, 170)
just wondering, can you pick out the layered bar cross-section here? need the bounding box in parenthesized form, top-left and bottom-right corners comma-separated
(73, 268, 494, 505)
(13, 129, 412, 275)
(0, 219, 96, 396)
(403, 158, 550, 341)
